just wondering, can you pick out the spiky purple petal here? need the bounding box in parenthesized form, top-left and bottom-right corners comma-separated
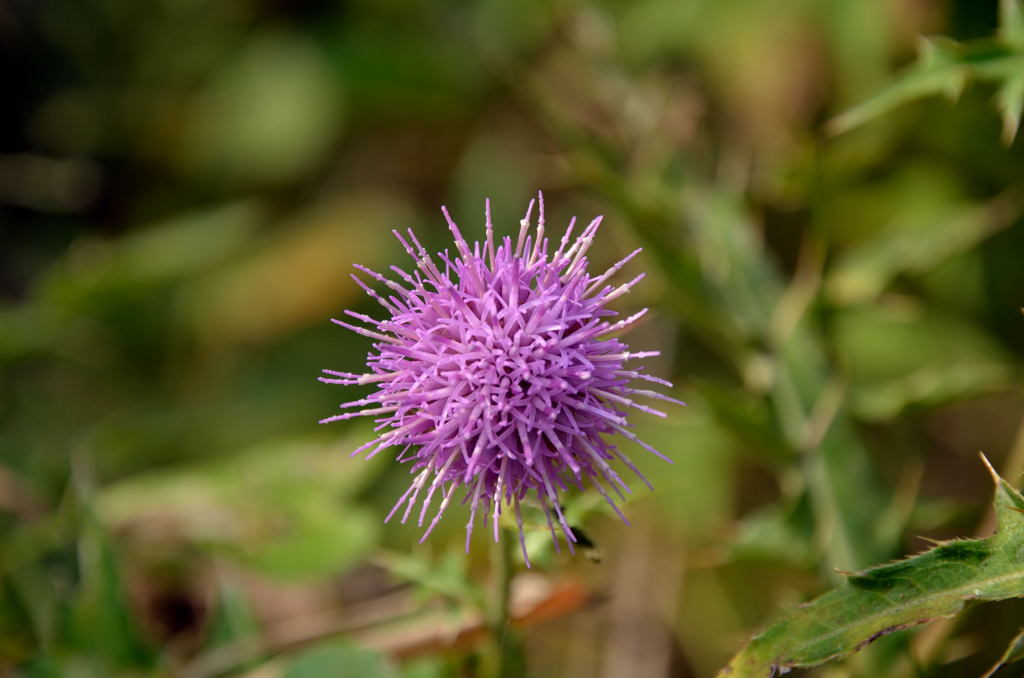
(321, 193, 680, 561)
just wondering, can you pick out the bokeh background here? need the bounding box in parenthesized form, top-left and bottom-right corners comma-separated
(3, 1, 1024, 676)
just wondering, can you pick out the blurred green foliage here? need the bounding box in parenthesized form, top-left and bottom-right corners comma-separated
(2, 0, 1024, 677)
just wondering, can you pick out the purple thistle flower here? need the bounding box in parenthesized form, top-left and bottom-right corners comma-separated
(320, 193, 681, 565)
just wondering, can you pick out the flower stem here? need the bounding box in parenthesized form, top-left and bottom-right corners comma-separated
(488, 534, 512, 633)
(483, 533, 522, 678)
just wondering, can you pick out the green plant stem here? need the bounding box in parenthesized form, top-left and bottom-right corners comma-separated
(488, 535, 513, 636)
(482, 534, 520, 678)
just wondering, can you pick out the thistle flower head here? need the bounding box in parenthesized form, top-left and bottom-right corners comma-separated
(320, 193, 681, 564)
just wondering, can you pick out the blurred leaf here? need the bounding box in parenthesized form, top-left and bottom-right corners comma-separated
(470, 0, 551, 59)
(0, 201, 266, 376)
(699, 384, 788, 462)
(399, 658, 448, 678)
(1001, 0, 1024, 49)
(281, 639, 395, 678)
(125, 204, 265, 282)
(45, 201, 265, 298)
(834, 304, 1016, 419)
(329, 19, 483, 117)
(915, 249, 988, 316)
(826, 190, 1022, 304)
(982, 625, 1024, 678)
(685, 189, 779, 339)
(237, 497, 377, 580)
(634, 403, 735, 539)
(616, 0, 700, 61)
(829, 11, 1024, 144)
(820, 0, 892, 101)
(729, 492, 816, 567)
(185, 194, 412, 346)
(203, 575, 261, 651)
(66, 511, 153, 670)
(0, 489, 155, 673)
(686, 188, 895, 570)
(181, 30, 342, 186)
(719, 460, 1024, 677)
(996, 73, 1024, 142)
(98, 434, 382, 581)
(851, 362, 1014, 421)
(836, 304, 991, 385)
(377, 549, 480, 608)
(828, 37, 967, 136)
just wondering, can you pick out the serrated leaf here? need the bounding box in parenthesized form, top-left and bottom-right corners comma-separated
(718, 458, 1024, 677)
(828, 37, 967, 135)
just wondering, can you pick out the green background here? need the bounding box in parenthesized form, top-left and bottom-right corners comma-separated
(2, 1, 1023, 676)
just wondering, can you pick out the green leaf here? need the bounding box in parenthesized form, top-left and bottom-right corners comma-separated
(729, 492, 817, 567)
(826, 191, 1023, 305)
(376, 549, 481, 608)
(202, 575, 261, 651)
(98, 434, 382, 581)
(828, 37, 967, 135)
(833, 305, 1017, 419)
(66, 511, 153, 668)
(996, 73, 1024, 143)
(234, 497, 378, 580)
(685, 188, 896, 571)
(718, 457, 1024, 677)
(399, 658, 449, 678)
(828, 11, 1024, 139)
(282, 640, 396, 678)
